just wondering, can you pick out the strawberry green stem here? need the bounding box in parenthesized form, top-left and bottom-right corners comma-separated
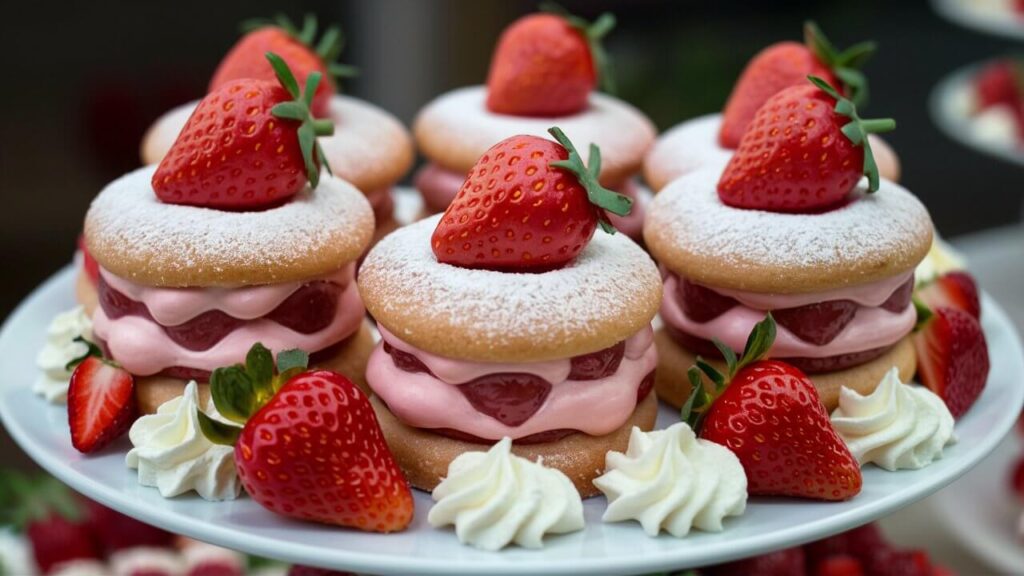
(241, 13, 359, 82)
(680, 314, 777, 431)
(541, 3, 617, 94)
(808, 75, 895, 193)
(546, 126, 632, 234)
(804, 21, 876, 106)
(266, 52, 334, 187)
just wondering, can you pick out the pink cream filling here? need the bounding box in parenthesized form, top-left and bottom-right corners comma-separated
(367, 325, 658, 440)
(415, 162, 646, 239)
(91, 266, 364, 376)
(660, 274, 916, 359)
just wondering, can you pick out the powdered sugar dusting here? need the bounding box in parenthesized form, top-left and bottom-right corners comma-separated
(415, 85, 655, 183)
(644, 114, 733, 190)
(359, 215, 662, 358)
(647, 167, 933, 289)
(85, 165, 373, 286)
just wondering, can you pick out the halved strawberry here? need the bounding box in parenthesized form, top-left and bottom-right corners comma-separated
(913, 305, 990, 418)
(68, 354, 136, 453)
(916, 271, 981, 319)
(77, 234, 99, 285)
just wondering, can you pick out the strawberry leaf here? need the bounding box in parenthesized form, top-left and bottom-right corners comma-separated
(736, 313, 777, 374)
(196, 409, 243, 446)
(547, 126, 632, 233)
(542, 3, 617, 93)
(803, 21, 875, 106)
(276, 348, 310, 374)
(209, 366, 256, 425)
(266, 52, 334, 190)
(245, 343, 276, 400)
(807, 75, 895, 193)
(65, 336, 103, 371)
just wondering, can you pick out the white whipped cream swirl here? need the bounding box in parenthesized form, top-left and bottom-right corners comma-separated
(126, 381, 240, 501)
(593, 423, 747, 537)
(831, 367, 957, 471)
(428, 437, 584, 550)
(34, 306, 92, 403)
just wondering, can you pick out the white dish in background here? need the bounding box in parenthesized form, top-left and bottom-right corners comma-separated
(931, 60, 1024, 169)
(932, 0, 1024, 40)
(1, 267, 1021, 576)
(934, 424, 1024, 574)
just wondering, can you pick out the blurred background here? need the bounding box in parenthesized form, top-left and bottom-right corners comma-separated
(2, 0, 1023, 459)
(1, 0, 1022, 571)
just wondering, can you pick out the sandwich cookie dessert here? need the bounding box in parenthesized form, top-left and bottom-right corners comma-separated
(643, 22, 901, 192)
(139, 14, 413, 248)
(413, 7, 656, 240)
(83, 55, 375, 414)
(645, 77, 932, 411)
(360, 128, 662, 497)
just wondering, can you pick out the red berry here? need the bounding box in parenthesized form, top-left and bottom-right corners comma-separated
(701, 359, 862, 500)
(211, 26, 334, 117)
(707, 546, 806, 576)
(486, 12, 608, 117)
(917, 272, 981, 319)
(83, 499, 174, 554)
(431, 129, 631, 271)
(288, 566, 355, 576)
(26, 514, 101, 574)
(720, 41, 836, 148)
(815, 555, 864, 576)
(976, 60, 1021, 111)
(1010, 457, 1024, 500)
(568, 341, 626, 380)
(913, 306, 990, 418)
(152, 54, 331, 210)
(676, 276, 739, 323)
(805, 523, 889, 567)
(68, 356, 137, 453)
(235, 370, 414, 533)
(718, 80, 893, 213)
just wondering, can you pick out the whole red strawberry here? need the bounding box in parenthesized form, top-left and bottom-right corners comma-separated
(718, 76, 895, 212)
(0, 473, 101, 574)
(431, 127, 631, 271)
(196, 344, 414, 533)
(720, 22, 875, 148)
(486, 8, 614, 116)
(210, 14, 356, 117)
(706, 546, 806, 576)
(913, 305, 990, 418)
(68, 347, 137, 454)
(153, 53, 333, 210)
(684, 315, 863, 501)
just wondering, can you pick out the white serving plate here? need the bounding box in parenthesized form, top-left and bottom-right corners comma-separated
(934, 421, 1024, 573)
(930, 60, 1024, 169)
(932, 0, 1024, 40)
(1, 266, 1022, 576)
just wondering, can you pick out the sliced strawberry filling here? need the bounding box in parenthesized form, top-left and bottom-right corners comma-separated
(666, 324, 891, 373)
(429, 370, 656, 445)
(98, 275, 342, 352)
(95, 336, 351, 382)
(674, 274, 914, 346)
(381, 336, 650, 434)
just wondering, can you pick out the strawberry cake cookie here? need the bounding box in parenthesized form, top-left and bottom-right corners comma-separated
(82, 55, 375, 414)
(645, 77, 932, 411)
(360, 129, 661, 497)
(413, 8, 656, 241)
(138, 15, 413, 248)
(644, 22, 900, 192)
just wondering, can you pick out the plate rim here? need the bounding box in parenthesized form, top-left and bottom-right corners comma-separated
(2, 265, 1023, 576)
